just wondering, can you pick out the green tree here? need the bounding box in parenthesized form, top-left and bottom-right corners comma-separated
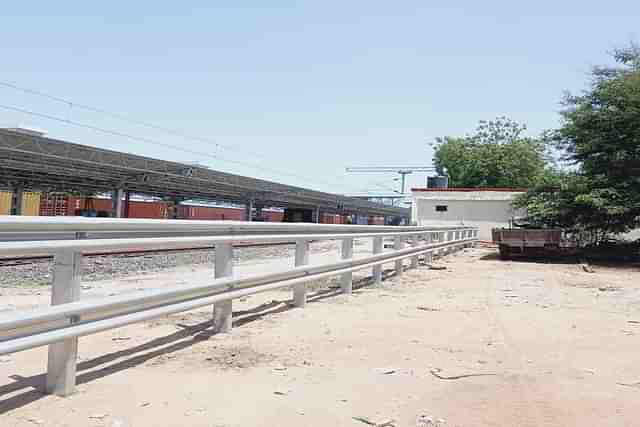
(433, 117, 547, 188)
(515, 43, 640, 241)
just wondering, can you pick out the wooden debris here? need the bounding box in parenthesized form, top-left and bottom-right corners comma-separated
(579, 259, 594, 273)
(417, 306, 441, 312)
(429, 368, 496, 380)
(353, 417, 376, 426)
(352, 417, 396, 426)
(616, 382, 640, 389)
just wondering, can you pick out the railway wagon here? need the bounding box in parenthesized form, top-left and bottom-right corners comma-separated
(0, 191, 41, 216)
(6, 192, 376, 224)
(492, 228, 577, 259)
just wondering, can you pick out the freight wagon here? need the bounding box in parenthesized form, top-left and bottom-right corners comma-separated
(0, 191, 41, 216)
(177, 204, 285, 222)
(492, 227, 578, 259)
(4, 192, 380, 224)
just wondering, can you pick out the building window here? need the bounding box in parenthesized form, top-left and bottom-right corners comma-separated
(435, 205, 448, 212)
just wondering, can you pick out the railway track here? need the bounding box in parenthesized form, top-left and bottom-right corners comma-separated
(0, 241, 296, 267)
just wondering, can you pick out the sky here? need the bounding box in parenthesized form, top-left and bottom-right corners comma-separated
(1, 1, 638, 199)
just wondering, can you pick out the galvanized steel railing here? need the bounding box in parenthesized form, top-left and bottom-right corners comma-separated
(0, 216, 478, 396)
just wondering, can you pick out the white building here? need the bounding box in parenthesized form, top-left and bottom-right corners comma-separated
(411, 188, 526, 241)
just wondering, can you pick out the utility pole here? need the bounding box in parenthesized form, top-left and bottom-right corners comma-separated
(345, 166, 435, 195)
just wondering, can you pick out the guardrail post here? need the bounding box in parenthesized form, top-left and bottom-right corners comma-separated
(424, 232, 433, 265)
(372, 236, 383, 286)
(394, 235, 404, 277)
(293, 239, 309, 307)
(213, 242, 233, 333)
(439, 231, 446, 256)
(46, 249, 82, 396)
(410, 235, 420, 269)
(341, 238, 353, 293)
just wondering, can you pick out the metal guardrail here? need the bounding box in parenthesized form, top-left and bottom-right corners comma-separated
(0, 216, 478, 397)
(0, 216, 429, 234)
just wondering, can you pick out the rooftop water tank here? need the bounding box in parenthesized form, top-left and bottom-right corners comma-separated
(427, 175, 449, 189)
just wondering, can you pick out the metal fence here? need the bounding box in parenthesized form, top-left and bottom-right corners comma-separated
(0, 217, 478, 396)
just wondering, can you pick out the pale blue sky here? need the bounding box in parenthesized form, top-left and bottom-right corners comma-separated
(1, 1, 638, 195)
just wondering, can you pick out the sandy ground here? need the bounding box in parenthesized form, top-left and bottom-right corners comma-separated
(1, 246, 640, 426)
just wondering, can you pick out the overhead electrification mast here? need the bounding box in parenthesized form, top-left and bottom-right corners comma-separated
(345, 166, 435, 194)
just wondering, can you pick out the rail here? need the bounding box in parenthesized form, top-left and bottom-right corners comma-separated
(0, 216, 478, 396)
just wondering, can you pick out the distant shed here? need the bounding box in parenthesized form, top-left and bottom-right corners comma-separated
(411, 188, 527, 240)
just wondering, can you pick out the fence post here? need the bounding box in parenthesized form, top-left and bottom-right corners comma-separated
(293, 239, 309, 307)
(46, 249, 82, 396)
(341, 238, 353, 293)
(424, 232, 433, 265)
(439, 231, 449, 256)
(410, 235, 420, 269)
(372, 236, 383, 286)
(394, 235, 404, 276)
(213, 242, 233, 333)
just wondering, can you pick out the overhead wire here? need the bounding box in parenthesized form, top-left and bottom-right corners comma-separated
(0, 103, 364, 192)
(0, 81, 372, 193)
(0, 81, 261, 160)
(0, 102, 363, 193)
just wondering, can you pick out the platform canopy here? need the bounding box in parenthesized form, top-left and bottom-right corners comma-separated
(0, 129, 409, 218)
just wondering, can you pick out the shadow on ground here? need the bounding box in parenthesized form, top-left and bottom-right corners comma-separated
(479, 251, 640, 271)
(0, 267, 406, 414)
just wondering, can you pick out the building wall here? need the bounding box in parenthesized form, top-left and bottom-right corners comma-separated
(413, 198, 521, 240)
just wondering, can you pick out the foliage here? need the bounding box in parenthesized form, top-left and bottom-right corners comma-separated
(433, 117, 548, 188)
(515, 43, 640, 241)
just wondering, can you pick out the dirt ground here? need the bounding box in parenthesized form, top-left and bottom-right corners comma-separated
(1, 247, 639, 426)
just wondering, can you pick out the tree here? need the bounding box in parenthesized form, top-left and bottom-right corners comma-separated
(515, 44, 640, 241)
(433, 117, 547, 188)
